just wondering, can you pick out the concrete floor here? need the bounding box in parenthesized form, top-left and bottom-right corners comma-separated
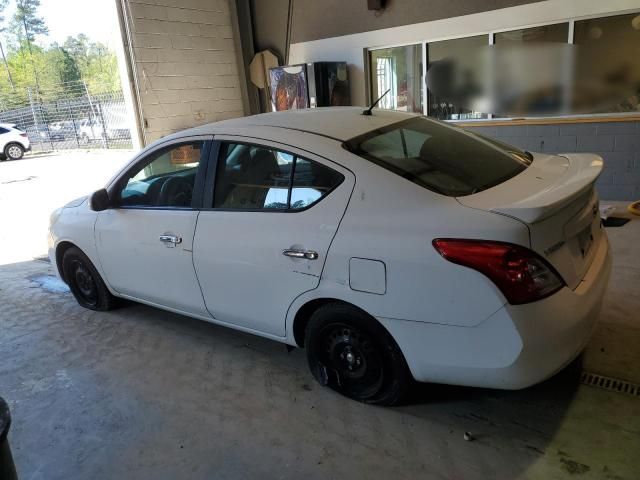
(1, 152, 639, 479)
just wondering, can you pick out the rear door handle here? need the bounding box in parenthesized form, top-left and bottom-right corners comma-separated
(159, 234, 182, 247)
(282, 248, 318, 260)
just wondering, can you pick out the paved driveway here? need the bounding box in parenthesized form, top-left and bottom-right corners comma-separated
(1, 151, 639, 479)
(0, 150, 133, 265)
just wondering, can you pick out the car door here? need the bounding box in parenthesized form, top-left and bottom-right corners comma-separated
(94, 137, 212, 316)
(193, 138, 355, 337)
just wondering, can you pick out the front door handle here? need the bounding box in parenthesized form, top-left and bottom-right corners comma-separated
(159, 234, 182, 247)
(282, 248, 319, 260)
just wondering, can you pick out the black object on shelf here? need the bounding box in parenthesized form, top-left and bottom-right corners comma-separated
(0, 397, 18, 480)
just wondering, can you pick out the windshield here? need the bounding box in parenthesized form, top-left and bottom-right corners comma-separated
(344, 117, 531, 196)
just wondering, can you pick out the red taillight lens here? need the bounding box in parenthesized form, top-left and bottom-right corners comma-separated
(432, 239, 565, 305)
(20, 133, 28, 137)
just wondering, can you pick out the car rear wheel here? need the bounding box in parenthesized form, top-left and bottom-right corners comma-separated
(4, 143, 24, 160)
(305, 303, 412, 405)
(62, 247, 117, 311)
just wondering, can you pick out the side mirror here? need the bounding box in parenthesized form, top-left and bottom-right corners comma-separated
(89, 188, 111, 211)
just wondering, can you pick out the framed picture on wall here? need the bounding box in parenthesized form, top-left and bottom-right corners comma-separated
(269, 64, 309, 111)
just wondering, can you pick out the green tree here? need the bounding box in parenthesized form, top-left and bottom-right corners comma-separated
(13, 0, 48, 43)
(0, 28, 121, 109)
(12, 0, 48, 92)
(61, 35, 120, 94)
(56, 48, 82, 85)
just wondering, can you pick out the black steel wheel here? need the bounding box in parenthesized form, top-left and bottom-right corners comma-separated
(62, 246, 117, 311)
(305, 303, 412, 405)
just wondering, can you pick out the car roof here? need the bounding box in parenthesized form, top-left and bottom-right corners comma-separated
(160, 107, 417, 145)
(0, 123, 16, 128)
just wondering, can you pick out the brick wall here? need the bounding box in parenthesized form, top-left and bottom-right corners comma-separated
(466, 121, 640, 201)
(125, 0, 244, 143)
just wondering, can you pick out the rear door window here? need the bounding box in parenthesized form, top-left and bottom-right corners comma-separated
(344, 117, 531, 196)
(213, 142, 344, 211)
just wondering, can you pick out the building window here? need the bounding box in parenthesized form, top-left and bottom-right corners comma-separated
(492, 23, 570, 117)
(369, 11, 640, 120)
(426, 35, 488, 120)
(494, 23, 569, 44)
(369, 44, 423, 113)
(573, 13, 640, 113)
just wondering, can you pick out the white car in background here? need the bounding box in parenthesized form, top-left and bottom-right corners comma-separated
(78, 118, 131, 143)
(0, 123, 31, 160)
(48, 108, 611, 405)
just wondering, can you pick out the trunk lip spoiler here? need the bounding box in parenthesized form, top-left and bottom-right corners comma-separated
(457, 153, 603, 224)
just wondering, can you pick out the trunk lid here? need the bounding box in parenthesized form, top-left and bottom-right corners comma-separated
(457, 153, 604, 289)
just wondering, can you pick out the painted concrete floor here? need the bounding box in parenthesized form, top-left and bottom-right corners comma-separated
(1, 153, 639, 479)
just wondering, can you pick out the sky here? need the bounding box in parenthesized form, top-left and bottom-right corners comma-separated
(2, 0, 121, 48)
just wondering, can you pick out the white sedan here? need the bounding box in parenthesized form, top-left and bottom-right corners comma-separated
(48, 108, 611, 405)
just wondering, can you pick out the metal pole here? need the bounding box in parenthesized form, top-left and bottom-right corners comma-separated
(42, 101, 54, 150)
(68, 99, 80, 148)
(97, 100, 108, 149)
(27, 87, 43, 151)
(82, 81, 101, 147)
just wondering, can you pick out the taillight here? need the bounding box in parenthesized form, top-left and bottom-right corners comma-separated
(432, 239, 564, 305)
(19, 133, 28, 137)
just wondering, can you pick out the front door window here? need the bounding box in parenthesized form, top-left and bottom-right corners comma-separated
(119, 141, 205, 208)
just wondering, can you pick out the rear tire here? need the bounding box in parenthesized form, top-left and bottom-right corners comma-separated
(305, 303, 412, 406)
(4, 143, 24, 160)
(62, 247, 117, 311)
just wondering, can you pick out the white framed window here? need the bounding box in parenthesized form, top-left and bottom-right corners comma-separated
(367, 10, 640, 122)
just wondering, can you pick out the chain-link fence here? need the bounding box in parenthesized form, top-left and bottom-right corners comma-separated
(0, 82, 133, 152)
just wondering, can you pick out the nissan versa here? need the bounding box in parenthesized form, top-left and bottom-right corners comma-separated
(48, 107, 611, 405)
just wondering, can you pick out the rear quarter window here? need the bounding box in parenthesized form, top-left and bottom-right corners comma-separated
(344, 117, 531, 196)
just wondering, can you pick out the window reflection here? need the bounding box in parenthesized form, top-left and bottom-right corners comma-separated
(370, 44, 423, 113)
(291, 158, 342, 209)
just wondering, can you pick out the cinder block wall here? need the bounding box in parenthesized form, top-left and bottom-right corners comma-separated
(466, 121, 640, 201)
(125, 0, 244, 143)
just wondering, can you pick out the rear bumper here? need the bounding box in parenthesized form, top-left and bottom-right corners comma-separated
(379, 233, 612, 389)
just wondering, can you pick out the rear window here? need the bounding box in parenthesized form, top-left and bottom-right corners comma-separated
(344, 117, 531, 196)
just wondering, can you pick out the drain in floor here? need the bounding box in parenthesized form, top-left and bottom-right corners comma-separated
(581, 371, 639, 396)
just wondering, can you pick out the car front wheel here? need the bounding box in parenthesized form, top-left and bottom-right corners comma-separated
(4, 143, 24, 160)
(62, 247, 117, 311)
(305, 303, 412, 405)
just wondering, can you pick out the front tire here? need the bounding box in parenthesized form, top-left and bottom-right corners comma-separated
(4, 143, 24, 160)
(62, 247, 117, 311)
(305, 303, 412, 405)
